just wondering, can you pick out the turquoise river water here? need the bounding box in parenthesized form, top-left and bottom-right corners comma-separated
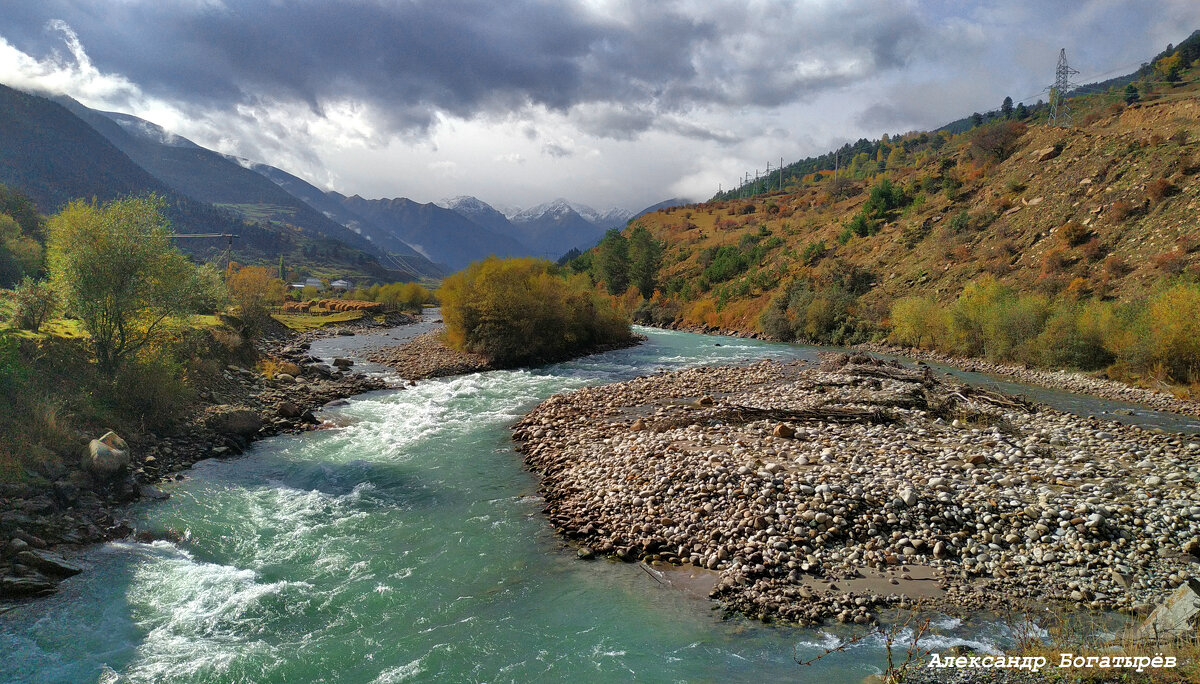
(3, 325, 1195, 683)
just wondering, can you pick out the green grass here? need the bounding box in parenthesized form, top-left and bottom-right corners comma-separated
(271, 309, 364, 331)
(214, 203, 298, 222)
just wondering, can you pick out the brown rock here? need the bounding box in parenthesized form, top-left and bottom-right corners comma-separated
(206, 407, 263, 437)
(772, 423, 796, 439)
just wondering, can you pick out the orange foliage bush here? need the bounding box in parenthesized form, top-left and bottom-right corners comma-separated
(318, 299, 383, 312)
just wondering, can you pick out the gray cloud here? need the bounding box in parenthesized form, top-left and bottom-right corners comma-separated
(4, 0, 1200, 209)
(541, 141, 573, 158)
(0, 0, 941, 141)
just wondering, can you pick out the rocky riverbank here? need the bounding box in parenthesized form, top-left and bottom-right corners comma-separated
(858, 342, 1200, 420)
(367, 330, 493, 380)
(513, 353, 1200, 625)
(367, 326, 645, 381)
(0, 316, 410, 602)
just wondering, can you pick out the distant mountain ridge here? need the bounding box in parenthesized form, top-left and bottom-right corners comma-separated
(2, 81, 683, 278)
(0, 83, 406, 277)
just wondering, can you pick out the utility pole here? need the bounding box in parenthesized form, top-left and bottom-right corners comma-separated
(779, 157, 783, 192)
(1049, 48, 1079, 127)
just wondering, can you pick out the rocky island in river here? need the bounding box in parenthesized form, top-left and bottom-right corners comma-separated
(514, 353, 1200, 626)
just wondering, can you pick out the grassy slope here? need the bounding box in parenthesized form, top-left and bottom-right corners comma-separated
(626, 75, 1200, 333)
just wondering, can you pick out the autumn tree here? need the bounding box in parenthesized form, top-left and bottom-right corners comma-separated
(438, 257, 631, 365)
(227, 264, 287, 334)
(970, 121, 1028, 163)
(47, 196, 222, 373)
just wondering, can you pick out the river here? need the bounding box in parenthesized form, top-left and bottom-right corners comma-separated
(2, 324, 1191, 683)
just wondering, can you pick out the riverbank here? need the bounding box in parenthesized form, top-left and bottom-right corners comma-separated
(514, 352, 1200, 625)
(0, 314, 413, 601)
(366, 325, 645, 381)
(641, 322, 1200, 420)
(858, 342, 1200, 420)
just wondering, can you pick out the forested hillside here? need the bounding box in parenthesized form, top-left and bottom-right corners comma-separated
(574, 41, 1200, 390)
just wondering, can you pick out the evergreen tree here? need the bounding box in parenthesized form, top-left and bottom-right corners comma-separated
(1124, 83, 1141, 104)
(1014, 102, 1028, 119)
(970, 112, 984, 128)
(627, 224, 662, 297)
(1001, 96, 1014, 118)
(593, 229, 630, 295)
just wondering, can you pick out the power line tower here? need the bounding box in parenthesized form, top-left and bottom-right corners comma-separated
(1049, 48, 1079, 127)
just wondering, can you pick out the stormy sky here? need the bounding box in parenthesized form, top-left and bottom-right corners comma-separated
(2, 1, 1198, 211)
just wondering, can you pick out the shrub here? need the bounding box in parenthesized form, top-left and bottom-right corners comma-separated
(947, 277, 1049, 360)
(1080, 238, 1105, 262)
(758, 280, 868, 344)
(947, 210, 970, 233)
(1040, 300, 1118, 370)
(257, 358, 302, 379)
(1041, 247, 1072, 273)
(1101, 255, 1133, 278)
(377, 282, 435, 312)
(108, 345, 194, 429)
(1146, 178, 1176, 204)
(888, 297, 947, 349)
(1108, 200, 1133, 223)
(702, 245, 749, 283)
(1151, 249, 1187, 274)
(1113, 283, 1200, 383)
(1058, 222, 1092, 247)
(13, 277, 55, 332)
(438, 257, 632, 365)
(801, 240, 828, 265)
(846, 213, 874, 238)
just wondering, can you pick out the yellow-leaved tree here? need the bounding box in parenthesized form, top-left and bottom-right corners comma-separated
(438, 257, 632, 365)
(47, 195, 223, 374)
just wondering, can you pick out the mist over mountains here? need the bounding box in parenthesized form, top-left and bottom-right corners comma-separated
(0, 84, 686, 277)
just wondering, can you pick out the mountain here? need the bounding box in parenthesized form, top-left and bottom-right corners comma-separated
(632, 198, 691, 220)
(336, 195, 528, 271)
(437, 195, 517, 238)
(0, 84, 174, 211)
(0, 84, 404, 277)
(247, 161, 444, 278)
(49, 96, 389, 259)
(506, 198, 613, 257)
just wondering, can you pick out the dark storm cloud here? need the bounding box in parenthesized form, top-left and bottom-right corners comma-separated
(0, 0, 934, 139)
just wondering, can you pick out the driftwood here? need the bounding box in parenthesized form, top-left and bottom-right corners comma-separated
(945, 385, 1037, 413)
(649, 404, 899, 432)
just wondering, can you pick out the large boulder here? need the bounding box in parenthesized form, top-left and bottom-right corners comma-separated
(205, 406, 262, 438)
(0, 574, 57, 598)
(15, 549, 83, 577)
(1138, 578, 1200, 640)
(82, 431, 130, 478)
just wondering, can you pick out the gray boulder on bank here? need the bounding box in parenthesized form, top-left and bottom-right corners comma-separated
(1138, 578, 1200, 640)
(82, 431, 130, 478)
